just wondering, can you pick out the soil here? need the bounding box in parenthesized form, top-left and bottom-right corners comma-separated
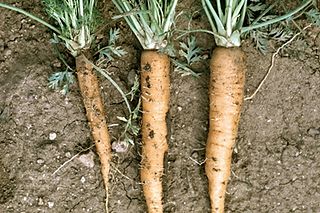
(1, 0, 320, 213)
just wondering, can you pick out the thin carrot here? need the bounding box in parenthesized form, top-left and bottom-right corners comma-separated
(0, 2, 115, 212)
(140, 51, 170, 212)
(112, 1, 178, 212)
(76, 53, 111, 206)
(201, 0, 313, 212)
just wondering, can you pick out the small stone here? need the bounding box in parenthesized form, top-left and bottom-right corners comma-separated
(77, 151, 95, 168)
(191, 151, 199, 159)
(49, 132, 57, 140)
(177, 106, 182, 111)
(65, 152, 71, 158)
(48, 201, 54, 208)
(36, 159, 44, 164)
(38, 198, 44, 206)
(112, 141, 129, 153)
(307, 128, 320, 136)
(80, 176, 86, 183)
(52, 59, 61, 68)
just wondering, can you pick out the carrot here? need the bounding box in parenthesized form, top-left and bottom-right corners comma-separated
(140, 51, 170, 212)
(200, 0, 314, 212)
(76, 53, 111, 207)
(0, 2, 115, 212)
(112, 1, 177, 212)
(206, 47, 245, 212)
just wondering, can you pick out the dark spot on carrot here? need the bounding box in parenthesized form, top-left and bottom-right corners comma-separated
(149, 130, 155, 138)
(143, 63, 151, 71)
(212, 167, 221, 172)
(212, 157, 217, 161)
(146, 76, 151, 88)
(222, 181, 226, 185)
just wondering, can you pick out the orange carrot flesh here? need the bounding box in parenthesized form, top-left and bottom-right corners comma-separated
(76, 54, 112, 210)
(206, 47, 246, 213)
(140, 50, 170, 213)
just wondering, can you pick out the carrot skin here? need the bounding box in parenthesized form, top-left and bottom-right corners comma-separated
(76, 54, 112, 210)
(206, 47, 246, 213)
(140, 50, 170, 213)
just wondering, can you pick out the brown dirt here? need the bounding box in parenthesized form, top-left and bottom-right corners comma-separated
(1, 0, 320, 213)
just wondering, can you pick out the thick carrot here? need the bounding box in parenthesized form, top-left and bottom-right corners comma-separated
(75, 53, 112, 211)
(140, 50, 170, 213)
(206, 47, 246, 213)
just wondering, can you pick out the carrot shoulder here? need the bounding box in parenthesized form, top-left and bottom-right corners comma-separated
(75, 53, 112, 209)
(140, 50, 170, 213)
(206, 47, 246, 213)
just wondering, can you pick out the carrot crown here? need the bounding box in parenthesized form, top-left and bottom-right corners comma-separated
(43, 0, 98, 56)
(112, 0, 178, 50)
(202, 0, 314, 47)
(0, 0, 98, 57)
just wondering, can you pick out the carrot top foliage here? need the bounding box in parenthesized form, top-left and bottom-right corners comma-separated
(0, 0, 98, 56)
(42, 0, 98, 56)
(112, 0, 178, 50)
(202, 0, 315, 47)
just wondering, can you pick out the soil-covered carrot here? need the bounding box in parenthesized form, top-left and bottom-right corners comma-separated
(201, 0, 314, 212)
(140, 51, 170, 212)
(76, 53, 111, 203)
(206, 47, 245, 212)
(112, 1, 178, 212)
(0, 1, 115, 212)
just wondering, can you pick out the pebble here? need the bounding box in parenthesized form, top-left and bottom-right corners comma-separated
(307, 128, 320, 136)
(80, 176, 86, 183)
(49, 132, 57, 140)
(77, 151, 95, 168)
(191, 151, 199, 159)
(38, 198, 44, 206)
(48, 201, 54, 208)
(65, 152, 71, 158)
(36, 159, 44, 164)
(112, 141, 128, 153)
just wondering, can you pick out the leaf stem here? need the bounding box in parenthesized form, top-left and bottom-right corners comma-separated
(242, 0, 312, 33)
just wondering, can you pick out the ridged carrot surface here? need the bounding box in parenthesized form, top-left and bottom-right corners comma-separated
(140, 50, 170, 213)
(76, 54, 112, 211)
(206, 47, 246, 213)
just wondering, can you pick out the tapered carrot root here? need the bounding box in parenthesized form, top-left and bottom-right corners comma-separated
(140, 50, 170, 213)
(206, 47, 246, 213)
(76, 54, 112, 211)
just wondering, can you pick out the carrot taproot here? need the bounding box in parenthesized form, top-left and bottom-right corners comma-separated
(206, 47, 245, 213)
(111, 1, 177, 211)
(201, 0, 313, 211)
(76, 53, 112, 210)
(140, 50, 170, 213)
(0, 2, 125, 212)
